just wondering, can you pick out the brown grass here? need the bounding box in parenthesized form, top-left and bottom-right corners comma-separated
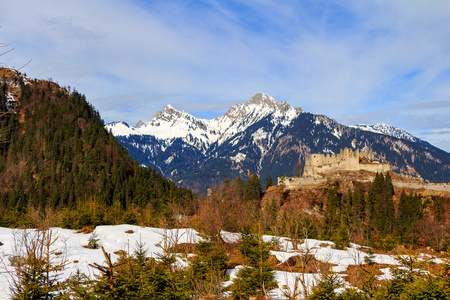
(77, 226, 94, 234)
(344, 263, 388, 287)
(275, 254, 334, 273)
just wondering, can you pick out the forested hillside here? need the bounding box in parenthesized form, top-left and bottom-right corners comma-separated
(0, 68, 195, 227)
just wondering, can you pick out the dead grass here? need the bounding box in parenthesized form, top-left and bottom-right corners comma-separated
(275, 254, 335, 273)
(227, 249, 247, 269)
(167, 242, 197, 254)
(114, 250, 127, 256)
(344, 263, 388, 287)
(76, 226, 94, 234)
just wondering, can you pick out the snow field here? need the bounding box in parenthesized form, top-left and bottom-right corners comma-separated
(0, 225, 442, 299)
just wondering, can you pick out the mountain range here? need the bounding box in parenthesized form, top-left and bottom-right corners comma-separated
(106, 93, 450, 193)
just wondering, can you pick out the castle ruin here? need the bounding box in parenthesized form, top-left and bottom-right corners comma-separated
(279, 148, 390, 189)
(303, 148, 390, 179)
(278, 148, 450, 193)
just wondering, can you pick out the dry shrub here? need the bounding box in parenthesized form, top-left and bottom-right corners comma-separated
(227, 249, 246, 269)
(114, 250, 127, 256)
(77, 226, 94, 234)
(267, 255, 280, 265)
(125, 230, 134, 234)
(199, 295, 231, 300)
(167, 242, 197, 254)
(344, 263, 386, 288)
(276, 254, 333, 273)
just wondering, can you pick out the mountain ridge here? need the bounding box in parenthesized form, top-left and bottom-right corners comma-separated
(106, 92, 302, 152)
(107, 93, 450, 193)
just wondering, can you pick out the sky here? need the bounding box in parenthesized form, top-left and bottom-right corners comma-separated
(1, 0, 450, 153)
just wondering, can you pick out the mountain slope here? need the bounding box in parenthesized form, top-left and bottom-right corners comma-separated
(108, 93, 450, 193)
(353, 123, 423, 144)
(0, 68, 195, 225)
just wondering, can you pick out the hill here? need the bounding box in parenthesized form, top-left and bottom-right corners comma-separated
(107, 93, 450, 193)
(0, 68, 195, 227)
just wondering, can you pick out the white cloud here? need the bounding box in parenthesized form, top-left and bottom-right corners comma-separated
(1, 0, 450, 151)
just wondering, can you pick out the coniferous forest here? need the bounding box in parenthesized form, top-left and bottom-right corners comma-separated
(0, 69, 195, 228)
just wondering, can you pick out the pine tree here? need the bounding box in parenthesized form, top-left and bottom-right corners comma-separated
(10, 230, 68, 300)
(245, 173, 262, 201)
(398, 191, 423, 244)
(235, 177, 245, 200)
(188, 241, 229, 296)
(265, 175, 273, 190)
(367, 173, 396, 237)
(231, 233, 277, 299)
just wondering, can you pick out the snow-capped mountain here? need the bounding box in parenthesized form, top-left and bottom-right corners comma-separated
(106, 93, 302, 154)
(353, 124, 420, 143)
(213, 93, 302, 143)
(106, 93, 450, 192)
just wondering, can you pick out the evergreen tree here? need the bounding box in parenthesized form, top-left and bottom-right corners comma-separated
(367, 173, 396, 237)
(235, 177, 245, 200)
(245, 173, 261, 201)
(432, 195, 445, 222)
(188, 241, 229, 296)
(322, 181, 349, 248)
(397, 191, 423, 244)
(231, 233, 277, 299)
(265, 175, 274, 190)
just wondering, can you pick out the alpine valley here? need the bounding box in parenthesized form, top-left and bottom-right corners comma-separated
(106, 93, 450, 193)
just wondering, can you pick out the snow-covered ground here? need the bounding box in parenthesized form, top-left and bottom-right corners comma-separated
(0, 225, 441, 299)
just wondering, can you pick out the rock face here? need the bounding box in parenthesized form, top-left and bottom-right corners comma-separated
(303, 148, 390, 178)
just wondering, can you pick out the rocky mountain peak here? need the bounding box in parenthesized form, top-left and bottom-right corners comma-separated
(135, 120, 146, 128)
(223, 93, 299, 120)
(149, 104, 186, 123)
(247, 92, 278, 107)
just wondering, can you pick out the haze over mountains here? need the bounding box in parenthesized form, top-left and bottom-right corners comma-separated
(106, 93, 450, 193)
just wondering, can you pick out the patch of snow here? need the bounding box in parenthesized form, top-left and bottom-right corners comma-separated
(332, 128, 341, 139)
(165, 156, 174, 164)
(378, 267, 394, 281)
(0, 226, 203, 300)
(5, 92, 15, 110)
(252, 128, 268, 140)
(352, 123, 419, 143)
(230, 153, 246, 163)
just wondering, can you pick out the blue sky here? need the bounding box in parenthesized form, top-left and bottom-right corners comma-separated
(1, 0, 450, 152)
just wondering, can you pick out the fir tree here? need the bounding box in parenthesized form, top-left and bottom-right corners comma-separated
(265, 175, 274, 190)
(231, 233, 277, 299)
(245, 173, 262, 201)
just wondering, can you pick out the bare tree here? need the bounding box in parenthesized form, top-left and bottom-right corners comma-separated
(1, 27, 31, 70)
